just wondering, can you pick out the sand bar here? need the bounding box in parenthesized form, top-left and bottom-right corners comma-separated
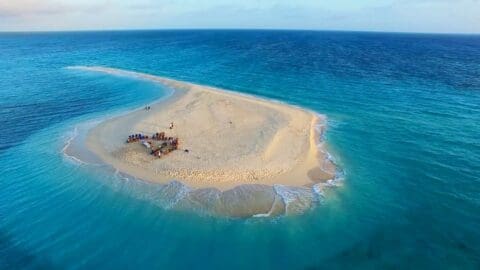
(72, 66, 336, 191)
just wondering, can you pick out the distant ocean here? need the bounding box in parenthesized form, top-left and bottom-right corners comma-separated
(1, 30, 479, 269)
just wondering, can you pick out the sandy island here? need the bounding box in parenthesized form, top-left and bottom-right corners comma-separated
(73, 66, 336, 191)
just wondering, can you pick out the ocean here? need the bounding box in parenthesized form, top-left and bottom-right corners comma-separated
(1, 30, 479, 269)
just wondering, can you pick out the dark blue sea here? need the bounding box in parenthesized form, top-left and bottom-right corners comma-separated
(1, 30, 480, 269)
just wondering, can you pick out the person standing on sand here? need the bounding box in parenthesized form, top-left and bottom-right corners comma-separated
(169, 122, 174, 129)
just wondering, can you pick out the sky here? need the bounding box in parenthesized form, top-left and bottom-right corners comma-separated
(0, 0, 479, 33)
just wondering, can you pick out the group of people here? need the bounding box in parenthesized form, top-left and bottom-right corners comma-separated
(126, 123, 175, 144)
(126, 133, 149, 143)
(152, 132, 166, 140)
(151, 137, 179, 158)
(125, 131, 180, 158)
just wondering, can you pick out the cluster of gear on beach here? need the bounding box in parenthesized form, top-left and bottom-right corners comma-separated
(126, 131, 182, 158)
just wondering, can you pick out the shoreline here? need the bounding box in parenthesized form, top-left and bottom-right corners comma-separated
(67, 66, 336, 192)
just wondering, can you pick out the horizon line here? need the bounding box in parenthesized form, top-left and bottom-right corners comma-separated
(1, 27, 480, 36)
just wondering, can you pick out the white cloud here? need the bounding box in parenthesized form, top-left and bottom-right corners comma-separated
(0, 0, 70, 17)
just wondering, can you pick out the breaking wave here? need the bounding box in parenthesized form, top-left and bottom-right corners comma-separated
(102, 173, 342, 218)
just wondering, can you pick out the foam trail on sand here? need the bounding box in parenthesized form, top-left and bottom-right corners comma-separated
(62, 126, 88, 165)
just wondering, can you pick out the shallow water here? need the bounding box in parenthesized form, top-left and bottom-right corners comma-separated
(1, 30, 480, 269)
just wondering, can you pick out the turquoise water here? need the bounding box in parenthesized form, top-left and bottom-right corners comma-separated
(1, 30, 480, 269)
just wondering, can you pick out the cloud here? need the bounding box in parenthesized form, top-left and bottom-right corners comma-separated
(0, 0, 68, 17)
(0, 0, 109, 18)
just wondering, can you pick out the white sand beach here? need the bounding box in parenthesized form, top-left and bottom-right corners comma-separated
(74, 66, 336, 191)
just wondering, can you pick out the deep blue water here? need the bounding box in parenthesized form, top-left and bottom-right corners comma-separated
(1, 30, 480, 269)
